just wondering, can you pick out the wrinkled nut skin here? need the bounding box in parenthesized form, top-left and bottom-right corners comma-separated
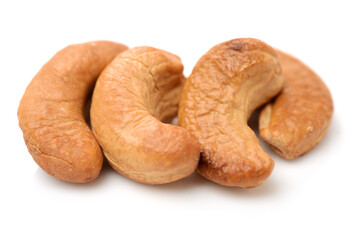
(18, 41, 128, 183)
(259, 50, 333, 159)
(178, 38, 284, 188)
(90, 47, 200, 184)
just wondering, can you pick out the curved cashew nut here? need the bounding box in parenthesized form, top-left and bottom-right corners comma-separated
(90, 46, 200, 184)
(259, 50, 333, 159)
(18, 41, 128, 183)
(178, 38, 284, 188)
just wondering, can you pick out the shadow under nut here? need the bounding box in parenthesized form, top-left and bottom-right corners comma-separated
(90, 46, 200, 184)
(259, 50, 333, 159)
(178, 38, 284, 188)
(18, 41, 128, 183)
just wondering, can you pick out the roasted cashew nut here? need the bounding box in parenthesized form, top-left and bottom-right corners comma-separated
(90, 46, 200, 184)
(18, 41, 128, 183)
(178, 38, 284, 188)
(259, 50, 333, 159)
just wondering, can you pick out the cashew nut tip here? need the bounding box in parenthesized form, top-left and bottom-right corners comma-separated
(18, 41, 128, 183)
(90, 46, 201, 184)
(259, 50, 333, 159)
(178, 38, 284, 188)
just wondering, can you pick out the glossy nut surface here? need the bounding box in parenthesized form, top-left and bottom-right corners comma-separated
(178, 38, 284, 188)
(259, 50, 333, 159)
(18, 41, 128, 183)
(90, 47, 200, 184)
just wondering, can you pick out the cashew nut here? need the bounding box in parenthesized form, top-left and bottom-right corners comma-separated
(18, 41, 128, 183)
(90, 46, 200, 184)
(259, 50, 333, 159)
(178, 38, 284, 188)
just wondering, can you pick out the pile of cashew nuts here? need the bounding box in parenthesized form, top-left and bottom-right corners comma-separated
(18, 38, 333, 188)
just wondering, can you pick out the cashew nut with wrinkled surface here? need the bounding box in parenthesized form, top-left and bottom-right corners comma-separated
(178, 38, 284, 188)
(18, 41, 128, 183)
(90, 46, 200, 184)
(18, 39, 333, 187)
(259, 50, 333, 159)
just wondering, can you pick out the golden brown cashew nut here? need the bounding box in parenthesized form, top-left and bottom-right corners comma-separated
(178, 38, 284, 188)
(90, 46, 200, 184)
(18, 41, 128, 183)
(259, 50, 333, 159)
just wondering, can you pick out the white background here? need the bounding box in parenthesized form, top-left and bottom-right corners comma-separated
(1, 0, 359, 239)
